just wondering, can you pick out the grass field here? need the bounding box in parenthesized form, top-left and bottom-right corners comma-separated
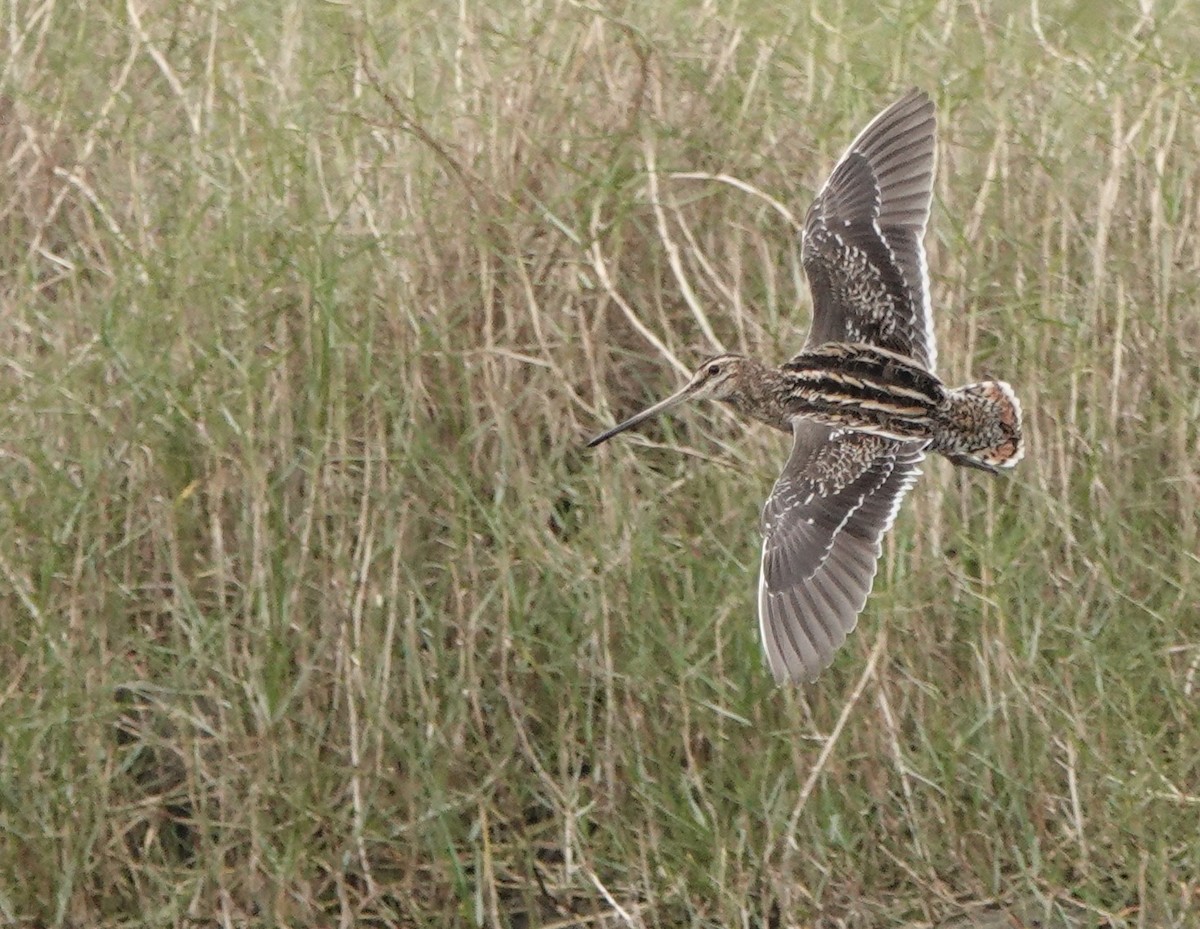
(2, 0, 1199, 926)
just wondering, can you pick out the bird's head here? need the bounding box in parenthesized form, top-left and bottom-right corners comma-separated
(586, 353, 749, 447)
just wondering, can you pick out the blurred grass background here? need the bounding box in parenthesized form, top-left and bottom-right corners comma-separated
(1, 0, 1198, 926)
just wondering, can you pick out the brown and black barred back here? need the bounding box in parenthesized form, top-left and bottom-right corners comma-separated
(781, 342, 944, 440)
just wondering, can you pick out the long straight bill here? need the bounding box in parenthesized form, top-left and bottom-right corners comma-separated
(586, 383, 697, 447)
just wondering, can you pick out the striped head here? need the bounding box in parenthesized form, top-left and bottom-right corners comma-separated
(586, 353, 756, 447)
(687, 353, 753, 400)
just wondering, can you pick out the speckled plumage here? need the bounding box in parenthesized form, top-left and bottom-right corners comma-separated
(588, 89, 1024, 685)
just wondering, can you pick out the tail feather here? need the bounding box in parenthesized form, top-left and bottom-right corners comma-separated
(941, 380, 1024, 472)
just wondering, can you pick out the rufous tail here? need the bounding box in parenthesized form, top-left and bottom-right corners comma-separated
(943, 380, 1024, 472)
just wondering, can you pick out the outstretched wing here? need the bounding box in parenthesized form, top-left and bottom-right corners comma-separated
(758, 420, 925, 684)
(801, 88, 938, 370)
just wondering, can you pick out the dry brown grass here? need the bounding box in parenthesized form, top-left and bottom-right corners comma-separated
(0, 0, 1198, 926)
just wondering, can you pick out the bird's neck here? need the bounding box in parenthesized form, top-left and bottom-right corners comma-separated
(721, 360, 796, 434)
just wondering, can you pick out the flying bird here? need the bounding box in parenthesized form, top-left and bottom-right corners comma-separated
(588, 89, 1023, 684)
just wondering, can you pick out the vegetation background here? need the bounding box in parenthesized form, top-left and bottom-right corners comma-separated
(1, 0, 1197, 926)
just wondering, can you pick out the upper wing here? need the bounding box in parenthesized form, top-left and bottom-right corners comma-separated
(758, 420, 925, 684)
(801, 88, 938, 371)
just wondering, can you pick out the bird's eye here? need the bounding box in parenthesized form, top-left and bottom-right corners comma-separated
(707, 364, 721, 377)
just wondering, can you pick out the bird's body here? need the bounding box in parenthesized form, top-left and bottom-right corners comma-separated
(672, 344, 1022, 469)
(588, 89, 1024, 684)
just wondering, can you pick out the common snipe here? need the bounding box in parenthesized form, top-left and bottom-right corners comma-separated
(588, 89, 1024, 685)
